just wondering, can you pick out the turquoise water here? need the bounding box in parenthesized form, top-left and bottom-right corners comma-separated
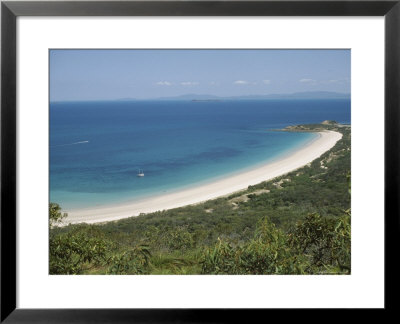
(50, 99, 350, 209)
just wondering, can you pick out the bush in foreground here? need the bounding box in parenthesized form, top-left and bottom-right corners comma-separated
(201, 213, 350, 275)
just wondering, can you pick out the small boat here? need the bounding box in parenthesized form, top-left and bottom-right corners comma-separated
(137, 169, 144, 177)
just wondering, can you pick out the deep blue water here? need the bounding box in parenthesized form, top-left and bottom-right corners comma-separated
(50, 99, 350, 209)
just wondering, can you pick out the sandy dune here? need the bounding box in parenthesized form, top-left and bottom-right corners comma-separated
(64, 130, 342, 224)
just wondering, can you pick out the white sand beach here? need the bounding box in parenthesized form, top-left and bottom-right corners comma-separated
(64, 130, 342, 224)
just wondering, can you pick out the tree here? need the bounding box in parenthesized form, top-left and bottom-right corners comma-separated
(49, 202, 67, 228)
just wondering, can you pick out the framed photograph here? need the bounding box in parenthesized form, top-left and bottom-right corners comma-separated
(1, 0, 399, 321)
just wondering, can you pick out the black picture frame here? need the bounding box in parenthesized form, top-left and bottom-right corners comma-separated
(1, 0, 399, 322)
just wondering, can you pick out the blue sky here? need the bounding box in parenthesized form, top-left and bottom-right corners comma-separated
(50, 49, 350, 101)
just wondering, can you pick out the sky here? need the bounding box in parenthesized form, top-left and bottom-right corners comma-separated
(50, 49, 350, 101)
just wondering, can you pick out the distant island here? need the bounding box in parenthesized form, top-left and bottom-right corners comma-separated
(51, 91, 351, 104)
(192, 99, 222, 102)
(113, 91, 350, 102)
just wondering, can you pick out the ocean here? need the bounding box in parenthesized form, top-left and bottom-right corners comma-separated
(50, 99, 350, 210)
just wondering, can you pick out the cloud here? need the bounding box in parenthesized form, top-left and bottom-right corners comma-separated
(156, 81, 173, 86)
(180, 81, 199, 86)
(263, 80, 271, 85)
(234, 80, 249, 85)
(299, 78, 316, 83)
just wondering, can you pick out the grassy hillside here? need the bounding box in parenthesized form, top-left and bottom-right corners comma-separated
(50, 123, 351, 275)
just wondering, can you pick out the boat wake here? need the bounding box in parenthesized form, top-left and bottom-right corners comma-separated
(52, 140, 89, 147)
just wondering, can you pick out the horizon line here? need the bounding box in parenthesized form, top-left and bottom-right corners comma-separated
(50, 91, 351, 103)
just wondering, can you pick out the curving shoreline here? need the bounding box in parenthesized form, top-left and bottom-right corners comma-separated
(64, 130, 342, 225)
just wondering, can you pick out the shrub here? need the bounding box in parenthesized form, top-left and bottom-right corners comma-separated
(165, 226, 195, 251)
(288, 212, 351, 274)
(49, 232, 109, 274)
(201, 218, 304, 274)
(107, 245, 151, 274)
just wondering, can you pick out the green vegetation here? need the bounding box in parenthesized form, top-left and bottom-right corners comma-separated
(49, 123, 351, 275)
